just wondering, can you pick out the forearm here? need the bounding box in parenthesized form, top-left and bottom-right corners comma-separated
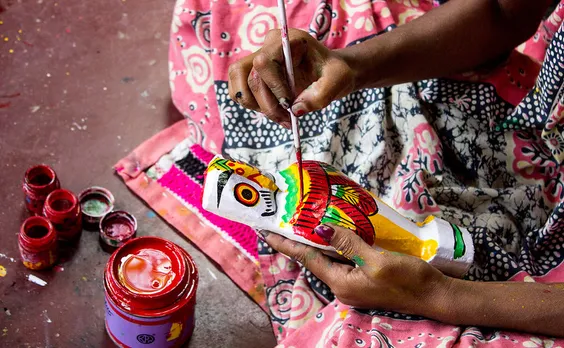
(337, 0, 551, 90)
(429, 279, 564, 337)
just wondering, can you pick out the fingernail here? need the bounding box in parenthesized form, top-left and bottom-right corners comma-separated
(255, 230, 266, 242)
(280, 121, 291, 129)
(279, 98, 290, 110)
(258, 229, 270, 240)
(291, 103, 306, 117)
(314, 225, 334, 243)
(235, 91, 243, 99)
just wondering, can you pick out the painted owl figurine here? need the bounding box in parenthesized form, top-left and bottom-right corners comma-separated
(202, 156, 474, 277)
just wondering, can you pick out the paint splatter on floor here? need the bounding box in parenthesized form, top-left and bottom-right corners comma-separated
(0, 253, 16, 263)
(146, 211, 156, 218)
(207, 268, 217, 280)
(27, 274, 47, 286)
(43, 310, 52, 323)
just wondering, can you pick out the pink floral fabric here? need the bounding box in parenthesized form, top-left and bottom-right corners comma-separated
(114, 0, 564, 347)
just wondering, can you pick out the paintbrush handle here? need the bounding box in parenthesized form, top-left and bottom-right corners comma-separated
(277, 0, 296, 96)
(276, 0, 302, 152)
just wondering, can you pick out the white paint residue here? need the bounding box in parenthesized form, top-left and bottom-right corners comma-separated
(4, 309, 11, 316)
(30, 106, 41, 113)
(0, 253, 16, 263)
(207, 268, 217, 280)
(28, 274, 47, 286)
(42, 310, 52, 323)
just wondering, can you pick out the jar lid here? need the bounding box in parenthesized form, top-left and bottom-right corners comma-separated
(105, 237, 197, 315)
(99, 211, 137, 247)
(79, 186, 115, 223)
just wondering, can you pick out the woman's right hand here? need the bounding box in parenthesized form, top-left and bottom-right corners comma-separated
(228, 28, 357, 127)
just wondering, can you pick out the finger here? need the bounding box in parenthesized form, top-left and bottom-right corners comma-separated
(247, 68, 291, 124)
(314, 224, 380, 269)
(253, 37, 309, 107)
(261, 230, 353, 285)
(228, 56, 260, 111)
(291, 58, 355, 116)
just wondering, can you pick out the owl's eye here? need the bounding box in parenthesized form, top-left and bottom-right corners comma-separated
(234, 183, 259, 207)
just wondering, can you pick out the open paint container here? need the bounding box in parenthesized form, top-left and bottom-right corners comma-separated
(104, 236, 198, 347)
(79, 186, 115, 228)
(99, 210, 137, 248)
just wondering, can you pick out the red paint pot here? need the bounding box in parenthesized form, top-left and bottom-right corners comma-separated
(18, 216, 57, 270)
(43, 189, 82, 242)
(22, 165, 60, 215)
(104, 237, 198, 347)
(100, 211, 137, 248)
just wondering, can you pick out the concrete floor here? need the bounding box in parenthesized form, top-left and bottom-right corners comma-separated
(0, 0, 276, 346)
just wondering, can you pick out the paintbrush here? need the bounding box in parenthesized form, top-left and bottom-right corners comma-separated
(276, 0, 304, 200)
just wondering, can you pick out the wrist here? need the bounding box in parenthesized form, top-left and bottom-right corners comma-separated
(334, 33, 400, 91)
(334, 46, 373, 92)
(418, 275, 461, 321)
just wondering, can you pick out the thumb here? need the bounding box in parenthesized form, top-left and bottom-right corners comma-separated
(290, 59, 355, 116)
(314, 224, 376, 267)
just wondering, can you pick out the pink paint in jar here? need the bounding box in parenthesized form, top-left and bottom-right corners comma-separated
(22, 165, 60, 216)
(104, 236, 198, 347)
(18, 216, 57, 270)
(43, 189, 82, 242)
(100, 211, 137, 248)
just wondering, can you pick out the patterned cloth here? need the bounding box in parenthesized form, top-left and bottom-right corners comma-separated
(116, 0, 564, 346)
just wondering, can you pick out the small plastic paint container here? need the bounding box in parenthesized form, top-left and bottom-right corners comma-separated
(79, 186, 115, 227)
(43, 189, 82, 242)
(18, 216, 57, 270)
(104, 236, 198, 347)
(99, 211, 137, 248)
(22, 165, 60, 216)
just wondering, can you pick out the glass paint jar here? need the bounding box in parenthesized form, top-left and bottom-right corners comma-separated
(43, 189, 82, 242)
(18, 216, 57, 270)
(104, 237, 198, 347)
(22, 165, 60, 216)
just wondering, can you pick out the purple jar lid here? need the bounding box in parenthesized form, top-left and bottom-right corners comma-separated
(99, 210, 137, 248)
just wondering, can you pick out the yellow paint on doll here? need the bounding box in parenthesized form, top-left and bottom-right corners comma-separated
(416, 215, 435, 227)
(207, 157, 279, 192)
(369, 214, 438, 261)
(0, 265, 6, 277)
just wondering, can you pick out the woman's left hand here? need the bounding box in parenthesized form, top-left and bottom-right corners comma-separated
(259, 224, 451, 316)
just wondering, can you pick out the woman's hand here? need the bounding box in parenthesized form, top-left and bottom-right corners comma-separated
(261, 224, 564, 337)
(228, 29, 356, 126)
(259, 224, 449, 315)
